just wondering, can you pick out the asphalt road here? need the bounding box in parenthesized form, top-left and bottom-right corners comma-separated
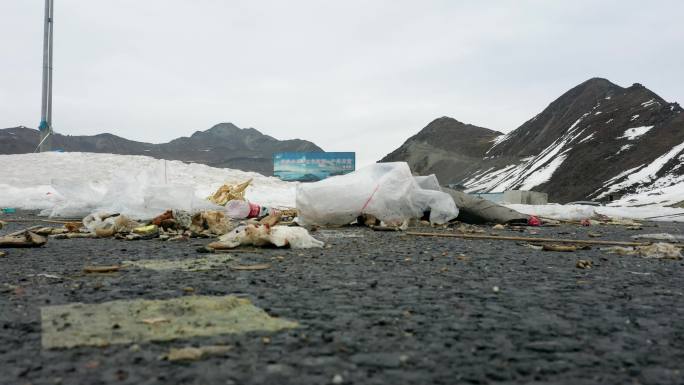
(1, 211, 684, 385)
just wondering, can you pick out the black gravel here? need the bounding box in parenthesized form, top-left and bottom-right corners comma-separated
(1, 211, 684, 385)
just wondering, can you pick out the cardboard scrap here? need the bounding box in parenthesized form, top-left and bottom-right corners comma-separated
(41, 295, 298, 349)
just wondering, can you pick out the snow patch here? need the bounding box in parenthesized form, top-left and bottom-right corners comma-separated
(518, 154, 567, 190)
(617, 126, 654, 140)
(616, 144, 633, 155)
(578, 133, 595, 144)
(641, 99, 657, 108)
(598, 141, 684, 200)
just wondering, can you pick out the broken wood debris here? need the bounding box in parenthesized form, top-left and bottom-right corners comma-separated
(406, 231, 651, 247)
(0, 231, 47, 248)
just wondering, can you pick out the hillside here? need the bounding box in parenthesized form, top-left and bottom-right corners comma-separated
(0, 123, 323, 176)
(382, 78, 684, 204)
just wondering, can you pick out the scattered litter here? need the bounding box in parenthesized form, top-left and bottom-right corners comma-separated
(190, 211, 234, 235)
(124, 255, 233, 272)
(455, 224, 486, 234)
(492, 286, 500, 293)
(602, 242, 682, 260)
(64, 221, 82, 233)
(0, 231, 47, 248)
(208, 179, 252, 206)
(0, 251, 6, 258)
(83, 265, 122, 274)
(576, 259, 593, 269)
(132, 224, 159, 237)
(33, 227, 68, 236)
(166, 345, 233, 362)
(542, 244, 578, 252)
(527, 216, 541, 226)
(520, 242, 543, 251)
(580, 219, 591, 227)
(41, 295, 299, 349)
(629, 271, 651, 276)
(587, 232, 602, 238)
(230, 263, 271, 271)
(626, 225, 643, 231)
(492, 224, 505, 230)
(84, 213, 142, 237)
(212, 224, 324, 249)
(296, 162, 458, 227)
(631, 233, 684, 243)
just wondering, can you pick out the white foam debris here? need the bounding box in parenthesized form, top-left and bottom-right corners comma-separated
(605, 96, 612, 100)
(617, 125, 654, 140)
(605, 118, 614, 124)
(630, 114, 640, 121)
(594, 111, 602, 115)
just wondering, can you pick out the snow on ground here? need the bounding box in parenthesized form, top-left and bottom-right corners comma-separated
(505, 204, 684, 222)
(617, 125, 654, 140)
(0, 153, 297, 218)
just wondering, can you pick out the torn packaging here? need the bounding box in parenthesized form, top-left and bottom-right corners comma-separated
(213, 224, 324, 249)
(190, 211, 233, 235)
(83, 212, 141, 236)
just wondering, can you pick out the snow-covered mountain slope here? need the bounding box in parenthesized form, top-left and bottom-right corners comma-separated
(383, 78, 684, 205)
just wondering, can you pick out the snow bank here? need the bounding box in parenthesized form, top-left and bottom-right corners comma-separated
(0, 153, 297, 218)
(504, 204, 684, 222)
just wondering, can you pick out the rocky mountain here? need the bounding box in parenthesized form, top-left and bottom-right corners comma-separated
(0, 123, 323, 176)
(382, 78, 684, 204)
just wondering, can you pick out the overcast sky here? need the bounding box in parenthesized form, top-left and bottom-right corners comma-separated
(1, 1, 682, 166)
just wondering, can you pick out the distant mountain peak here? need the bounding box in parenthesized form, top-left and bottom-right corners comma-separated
(382, 78, 684, 204)
(0, 122, 323, 176)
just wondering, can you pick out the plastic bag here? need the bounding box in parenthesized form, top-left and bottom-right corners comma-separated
(296, 162, 458, 226)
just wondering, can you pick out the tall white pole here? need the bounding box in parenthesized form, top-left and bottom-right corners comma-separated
(39, 0, 53, 152)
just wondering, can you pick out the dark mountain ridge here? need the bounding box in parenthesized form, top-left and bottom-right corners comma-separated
(0, 122, 323, 176)
(382, 78, 684, 203)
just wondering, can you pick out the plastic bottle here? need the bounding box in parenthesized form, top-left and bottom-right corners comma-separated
(225, 200, 261, 219)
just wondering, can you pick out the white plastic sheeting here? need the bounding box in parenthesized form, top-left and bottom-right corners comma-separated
(0, 153, 297, 218)
(296, 162, 459, 226)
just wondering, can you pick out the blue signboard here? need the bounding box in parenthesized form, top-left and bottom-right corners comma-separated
(274, 152, 355, 182)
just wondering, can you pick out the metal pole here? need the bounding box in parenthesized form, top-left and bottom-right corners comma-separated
(39, 0, 53, 152)
(46, 0, 54, 151)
